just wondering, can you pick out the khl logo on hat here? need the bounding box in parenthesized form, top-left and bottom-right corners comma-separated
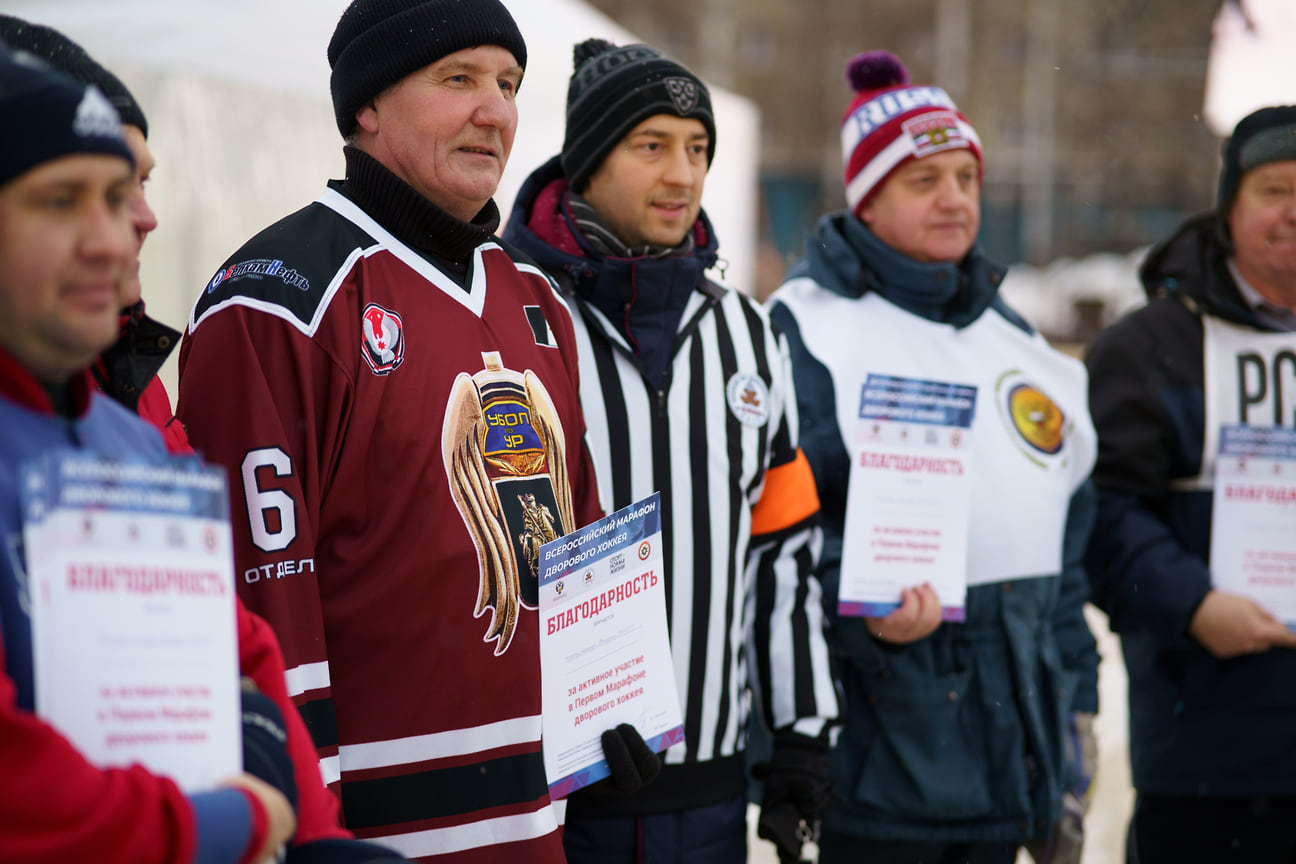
(665, 77, 698, 114)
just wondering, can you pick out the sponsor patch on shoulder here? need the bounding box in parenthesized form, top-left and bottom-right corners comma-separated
(207, 258, 310, 294)
(726, 372, 771, 427)
(361, 303, 405, 375)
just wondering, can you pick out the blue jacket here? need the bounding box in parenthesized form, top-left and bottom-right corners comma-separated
(0, 366, 168, 711)
(769, 213, 1099, 843)
(1085, 213, 1296, 796)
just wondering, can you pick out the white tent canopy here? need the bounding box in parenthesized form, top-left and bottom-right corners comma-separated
(0, 0, 759, 391)
(1204, 0, 1296, 135)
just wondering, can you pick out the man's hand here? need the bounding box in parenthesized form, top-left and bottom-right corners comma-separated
(1188, 590, 1296, 658)
(754, 731, 833, 864)
(224, 772, 297, 864)
(863, 583, 942, 645)
(593, 723, 661, 795)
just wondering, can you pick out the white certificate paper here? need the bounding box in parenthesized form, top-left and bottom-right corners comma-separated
(838, 374, 977, 622)
(1210, 424, 1296, 628)
(20, 453, 240, 792)
(538, 493, 684, 798)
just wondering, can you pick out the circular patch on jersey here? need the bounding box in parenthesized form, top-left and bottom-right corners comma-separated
(361, 303, 404, 375)
(1001, 379, 1066, 455)
(726, 372, 771, 428)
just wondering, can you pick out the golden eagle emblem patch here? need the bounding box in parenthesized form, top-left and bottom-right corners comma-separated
(443, 352, 575, 655)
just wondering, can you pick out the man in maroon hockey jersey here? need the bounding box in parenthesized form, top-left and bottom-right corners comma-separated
(177, 1, 603, 861)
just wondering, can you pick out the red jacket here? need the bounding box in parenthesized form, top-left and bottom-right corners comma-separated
(90, 304, 352, 850)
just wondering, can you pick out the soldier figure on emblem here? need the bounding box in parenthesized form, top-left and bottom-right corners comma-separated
(767, 50, 1100, 864)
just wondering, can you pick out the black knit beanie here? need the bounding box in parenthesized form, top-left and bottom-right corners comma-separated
(0, 45, 134, 189)
(561, 38, 715, 192)
(328, 0, 527, 138)
(0, 15, 148, 138)
(1217, 104, 1296, 215)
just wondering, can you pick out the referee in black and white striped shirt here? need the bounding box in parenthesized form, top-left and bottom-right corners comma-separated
(503, 36, 838, 864)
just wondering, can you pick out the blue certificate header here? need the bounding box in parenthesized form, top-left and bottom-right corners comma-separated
(859, 374, 977, 428)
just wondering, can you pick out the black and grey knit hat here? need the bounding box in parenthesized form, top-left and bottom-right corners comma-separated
(328, 0, 527, 138)
(0, 15, 148, 138)
(561, 38, 715, 192)
(1218, 104, 1296, 214)
(0, 43, 133, 189)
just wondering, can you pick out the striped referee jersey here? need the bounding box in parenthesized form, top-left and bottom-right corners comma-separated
(561, 276, 839, 813)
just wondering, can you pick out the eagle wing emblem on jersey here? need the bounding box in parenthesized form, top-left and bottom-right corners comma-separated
(443, 352, 576, 655)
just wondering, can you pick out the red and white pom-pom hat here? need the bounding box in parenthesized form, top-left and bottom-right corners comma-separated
(840, 51, 983, 216)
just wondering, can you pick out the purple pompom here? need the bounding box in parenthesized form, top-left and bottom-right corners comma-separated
(845, 51, 909, 92)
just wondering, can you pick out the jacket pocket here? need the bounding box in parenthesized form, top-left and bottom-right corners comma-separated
(851, 668, 993, 821)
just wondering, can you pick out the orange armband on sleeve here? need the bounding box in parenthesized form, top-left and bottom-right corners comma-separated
(751, 448, 820, 537)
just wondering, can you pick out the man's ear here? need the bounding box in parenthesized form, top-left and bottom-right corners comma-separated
(355, 101, 380, 135)
(858, 200, 876, 227)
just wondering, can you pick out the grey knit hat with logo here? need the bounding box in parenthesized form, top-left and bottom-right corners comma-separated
(561, 38, 715, 192)
(1217, 104, 1296, 213)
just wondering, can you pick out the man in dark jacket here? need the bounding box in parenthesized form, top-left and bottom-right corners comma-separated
(769, 50, 1099, 864)
(502, 37, 838, 864)
(1085, 104, 1296, 863)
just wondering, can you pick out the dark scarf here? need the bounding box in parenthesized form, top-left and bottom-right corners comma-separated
(565, 192, 696, 261)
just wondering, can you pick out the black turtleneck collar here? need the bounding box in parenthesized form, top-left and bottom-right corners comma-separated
(335, 146, 501, 286)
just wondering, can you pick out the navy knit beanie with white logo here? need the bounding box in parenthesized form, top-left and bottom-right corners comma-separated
(561, 38, 715, 192)
(328, 0, 527, 138)
(0, 42, 133, 189)
(0, 15, 148, 138)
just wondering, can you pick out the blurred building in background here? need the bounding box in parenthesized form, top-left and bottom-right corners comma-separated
(585, 0, 1222, 294)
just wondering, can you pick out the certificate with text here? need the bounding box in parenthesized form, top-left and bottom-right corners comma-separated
(538, 493, 684, 798)
(21, 453, 240, 792)
(1209, 424, 1296, 628)
(838, 374, 976, 621)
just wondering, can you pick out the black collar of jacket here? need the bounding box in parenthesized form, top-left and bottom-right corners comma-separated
(93, 301, 181, 413)
(338, 146, 500, 285)
(1139, 212, 1259, 327)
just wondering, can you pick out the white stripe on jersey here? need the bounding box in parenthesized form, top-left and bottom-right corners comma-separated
(338, 715, 543, 772)
(319, 754, 340, 785)
(376, 802, 559, 858)
(284, 660, 331, 697)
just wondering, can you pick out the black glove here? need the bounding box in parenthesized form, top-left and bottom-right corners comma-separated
(240, 677, 298, 813)
(286, 838, 412, 863)
(753, 731, 833, 864)
(594, 723, 662, 795)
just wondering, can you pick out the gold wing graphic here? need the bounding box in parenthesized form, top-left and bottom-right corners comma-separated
(443, 372, 523, 655)
(525, 370, 575, 535)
